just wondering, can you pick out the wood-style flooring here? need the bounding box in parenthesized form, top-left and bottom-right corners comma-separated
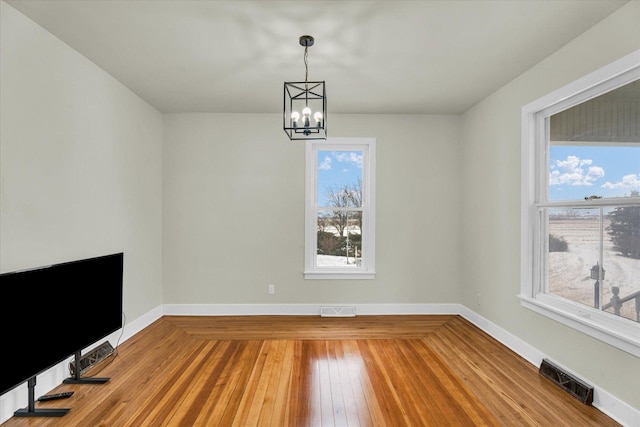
(0, 315, 620, 426)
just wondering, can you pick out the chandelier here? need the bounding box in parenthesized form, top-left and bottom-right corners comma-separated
(283, 35, 327, 140)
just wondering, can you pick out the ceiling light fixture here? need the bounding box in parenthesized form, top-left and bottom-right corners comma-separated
(283, 35, 327, 140)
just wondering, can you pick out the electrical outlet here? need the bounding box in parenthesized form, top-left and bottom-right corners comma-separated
(268, 284, 275, 295)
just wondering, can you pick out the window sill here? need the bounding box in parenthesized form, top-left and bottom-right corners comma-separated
(519, 294, 640, 357)
(304, 271, 376, 280)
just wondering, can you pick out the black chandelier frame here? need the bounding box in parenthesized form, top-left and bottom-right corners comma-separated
(283, 35, 327, 140)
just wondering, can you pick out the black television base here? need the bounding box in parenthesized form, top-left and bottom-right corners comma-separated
(15, 408, 70, 418)
(63, 351, 110, 384)
(15, 377, 69, 418)
(63, 376, 109, 384)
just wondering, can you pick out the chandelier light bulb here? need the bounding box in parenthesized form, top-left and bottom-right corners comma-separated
(302, 107, 311, 127)
(291, 111, 300, 128)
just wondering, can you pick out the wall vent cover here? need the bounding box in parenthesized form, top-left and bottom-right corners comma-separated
(69, 341, 114, 376)
(539, 358, 594, 405)
(320, 306, 356, 317)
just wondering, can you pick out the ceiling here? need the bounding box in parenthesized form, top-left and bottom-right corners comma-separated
(4, 0, 630, 114)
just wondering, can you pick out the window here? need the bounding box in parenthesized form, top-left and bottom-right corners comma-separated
(305, 137, 376, 279)
(521, 49, 640, 356)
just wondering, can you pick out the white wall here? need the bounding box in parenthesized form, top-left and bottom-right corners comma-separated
(461, 0, 640, 412)
(0, 2, 163, 418)
(162, 113, 462, 305)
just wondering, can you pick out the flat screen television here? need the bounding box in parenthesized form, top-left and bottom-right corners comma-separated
(0, 252, 123, 416)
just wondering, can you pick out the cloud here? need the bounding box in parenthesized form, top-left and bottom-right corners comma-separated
(602, 173, 640, 189)
(319, 156, 332, 170)
(334, 151, 363, 168)
(549, 155, 604, 186)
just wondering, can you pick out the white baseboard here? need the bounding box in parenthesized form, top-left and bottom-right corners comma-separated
(2, 303, 637, 426)
(162, 303, 461, 316)
(457, 305, 544, 366)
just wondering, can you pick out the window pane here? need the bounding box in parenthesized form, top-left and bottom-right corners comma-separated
(316, 210, 362, 267)
(547, 206, 640, 322)
(317, 150, 363, 208)
(548, 79, 640, 202)
(547, 208, 601, 308)
(603, 204, 640, 322)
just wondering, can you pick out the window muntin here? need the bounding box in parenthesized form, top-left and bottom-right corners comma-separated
(521, 50, 640, 356)
(305, 138, 375, 279)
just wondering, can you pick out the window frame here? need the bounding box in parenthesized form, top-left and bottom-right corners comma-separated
(520, 49, 640, 357)
(304, 137, 376, 279)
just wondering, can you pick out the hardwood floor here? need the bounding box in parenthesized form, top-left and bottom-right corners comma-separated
(1, 315, 620, 426)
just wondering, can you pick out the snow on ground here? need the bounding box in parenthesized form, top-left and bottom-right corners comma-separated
(549, 218, 640, 322)
(317, 255, 359, 267)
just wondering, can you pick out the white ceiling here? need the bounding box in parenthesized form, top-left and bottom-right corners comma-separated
(4, 0, 630, 114)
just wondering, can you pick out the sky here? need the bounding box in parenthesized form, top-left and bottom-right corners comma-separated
(316, 149, 363, 207)
(312, 146, 638, 205)
(549, 145, 639, 201)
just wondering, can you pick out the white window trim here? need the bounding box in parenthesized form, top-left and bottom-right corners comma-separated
(304, 137, 376, 279)
(520, 49, 640, 357)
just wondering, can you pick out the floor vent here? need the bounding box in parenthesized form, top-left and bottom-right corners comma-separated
(69, 341, 115, 376)
(320, 306, 356, 317)
(539, 358, 594, 405)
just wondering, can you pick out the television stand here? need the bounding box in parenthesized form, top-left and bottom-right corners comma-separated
(63, 351, 110, 384)
(15, 377, 69, 417)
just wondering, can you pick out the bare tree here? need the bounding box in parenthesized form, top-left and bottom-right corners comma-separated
(565, 208, 579, 219)
(316, 213, 330, 233)
(325, 185, 351, 237)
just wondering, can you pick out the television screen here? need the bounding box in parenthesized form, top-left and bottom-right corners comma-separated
(0, 252, 123, 396)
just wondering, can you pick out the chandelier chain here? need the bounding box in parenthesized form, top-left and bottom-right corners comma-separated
(304, 46, 309, 83)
